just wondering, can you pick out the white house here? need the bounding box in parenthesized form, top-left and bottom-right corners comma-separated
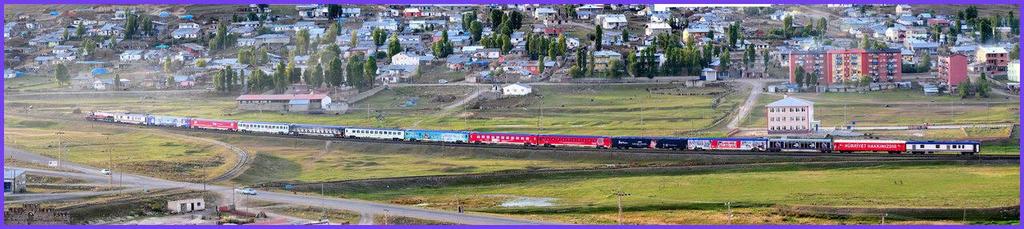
(502, 83, 533, 96)
(120, 50, 144, 62)
(596, 14, 628, 29)
(766, 96, 817, 134)
(391, 52, 422, 66)
(172, 28, 201, 39)
(645, 22, 672, 36)
(534, 7, 557, 20)
(167, 198, 205, 214)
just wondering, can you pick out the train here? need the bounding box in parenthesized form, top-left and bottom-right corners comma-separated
(85, 112, 982, 155)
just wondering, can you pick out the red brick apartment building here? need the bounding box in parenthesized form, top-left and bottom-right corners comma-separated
(789, 49, 902, 85)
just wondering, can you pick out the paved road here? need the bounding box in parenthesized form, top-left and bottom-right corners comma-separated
(4, 147, 552, 225)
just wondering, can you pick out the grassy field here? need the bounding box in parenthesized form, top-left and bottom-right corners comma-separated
(205, 132, 602, 185)
(3, 115, 236, 181)
(741, 90, 1018, 128)
(344, 163, 1019, 220)
(6, 84, 740, 136)
(4, 74, 63, 92)
(265, 206, 361, 225)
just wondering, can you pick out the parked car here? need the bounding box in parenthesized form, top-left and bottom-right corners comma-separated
(100, 169, 112, 175)
(235, 187, 257, 195)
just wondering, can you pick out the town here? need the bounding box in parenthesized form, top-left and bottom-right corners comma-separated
(3, 4, 1020, 225)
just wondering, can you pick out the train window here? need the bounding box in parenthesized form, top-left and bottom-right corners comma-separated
(935, 144, 940, 148)
(919, 145, 924, 148)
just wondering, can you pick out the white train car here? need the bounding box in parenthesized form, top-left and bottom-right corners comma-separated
(238, 121, 290, 135)
(113, 113, 147, 125)
(906, 141, 980, 155)
(345, 127, 405, 140)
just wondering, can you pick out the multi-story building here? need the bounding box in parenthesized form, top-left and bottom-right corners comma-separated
(1009, 60, 1020, 83)
(766, 96, 817, 134)
(788, 49, 902, 85)
(937, 54, 969, 88)
(975, 46, 1009, 76)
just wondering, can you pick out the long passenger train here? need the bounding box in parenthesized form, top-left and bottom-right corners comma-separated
(92, 112, 981, 155)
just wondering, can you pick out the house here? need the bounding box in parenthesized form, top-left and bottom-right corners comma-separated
(683, 26, 710, 42)
(595, 14, 628, 29)
(4, 169, 26, 194)
(254, 34, 291, 45)
(502, 83, 532, 96)
(766, 96, 817, 134)
(937, 54, 968, 88)
(179, 23, 200, 29)
(236, 93, 333, 113)
(593, 50, 623, 71)
(119, 50, 143, 62)
(167, 198, 205, 214)
(296, 4, 330, 19)
(237, 38, 257, 47)
(172, 27, 201, 39)
(402, 8, 423, 17)
(391, 52, 424, 66)
(645, 22, 672, 36)
(701, 68, 718, 81)
(446, 54, 471, 71)
(144, 49, 169, 60)
(975, 46, 1009, 76)
(896, 4, 913, 15)
(341, 8, 361, 18)
(534, 7, 557, 20)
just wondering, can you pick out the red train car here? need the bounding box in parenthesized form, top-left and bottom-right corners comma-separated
(470, 132, 538, 146)
(189, 118, 238, 131)
(833, 139, 906, 153)
(537, 134, 611, 148)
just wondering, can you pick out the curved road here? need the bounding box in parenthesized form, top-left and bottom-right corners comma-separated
(4, 147, 552, 225)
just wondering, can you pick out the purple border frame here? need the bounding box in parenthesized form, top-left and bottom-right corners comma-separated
(1, 1, 1021, 228)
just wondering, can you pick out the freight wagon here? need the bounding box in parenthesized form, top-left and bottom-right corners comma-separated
(687, 138, 768, 151)
(238, 122, 290, 134)
(833, 139, 906, 154)
(189, 118, 238, 131)
(537, 134, 611, 148)
(404, 130, 470, 143)
(289, 124, 345, 137)
(470, 132, 538, 146)
(611, 136, 657, 149)
(906, 141, 979, 155)
(653, 137, 688, 150)
(768, 138, 833, 152)
(113, 113, 147, 125)
(146, 115, 191, 128)
(345, 127, 405, 140)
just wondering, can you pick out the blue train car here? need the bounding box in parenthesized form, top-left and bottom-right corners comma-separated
(404, 130, 470, 143)
(146, 115, 191, 128)
(654, 137, 688, 150)
(611, 136, 657, 149)
(290, 124, 346, 137)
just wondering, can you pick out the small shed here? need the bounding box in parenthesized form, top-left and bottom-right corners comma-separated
(167, 198, 205, 213)
(4, 169, 26, 194)
(502, 83, 533, 96)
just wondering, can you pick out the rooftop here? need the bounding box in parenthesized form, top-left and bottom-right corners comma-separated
(766, 96, 814, 107)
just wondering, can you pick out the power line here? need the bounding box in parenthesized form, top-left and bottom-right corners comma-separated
(609, 190, 631, 225)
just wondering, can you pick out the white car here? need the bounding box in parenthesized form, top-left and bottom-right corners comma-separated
(100, 169, 112, 175)
(235, 188, 257, 195)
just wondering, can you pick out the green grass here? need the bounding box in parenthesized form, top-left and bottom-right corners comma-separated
(4, 74, 63, 91)
(346, 164, 1019, 210)
(3, 115, 235, 181)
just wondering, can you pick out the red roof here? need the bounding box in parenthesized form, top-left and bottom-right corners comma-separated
(236, 94, 328, 101)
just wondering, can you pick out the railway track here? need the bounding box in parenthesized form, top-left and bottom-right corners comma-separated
(96, 120, 1019, 161)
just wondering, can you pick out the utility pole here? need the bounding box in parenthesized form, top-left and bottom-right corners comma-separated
(727, 202, 733, 225)
(611, 190, 630, 225)
(55, 131, 64, 169)
(881, 213, 887, 224)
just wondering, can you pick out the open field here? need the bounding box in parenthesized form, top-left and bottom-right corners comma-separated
(265, 206, 361, 225)
(341, 163, 1019, 224)
(741, 90, 1018, 128)
(5, 84, 740, 136)
(192, 132, 603, 185)
(3, 114, 236, 181)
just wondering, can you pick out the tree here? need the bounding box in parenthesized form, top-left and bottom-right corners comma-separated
(166, 74, 176, 89)
(347, 54, 367, 89)
(364, 57, 377, 88)
(490, 9, 504, 29)
(54, 64, 70, 86)
(594, 24, 603, 51)
(81, 38, 96, 56)
(958, 77, 972, 98)
(324, 23, 340, 44)
(859, 75, 872, 87)
(372, 28, 387, 47)
(607, 59, 623, 78)
(794, 67, 805, 87)
(587, 51, 595, 77)
(349, 30, 358, 46)
(719, 50, 731, 73)
(537, 55, 546, 74)
(75, 24, 85, 39)
(163, 57, 174, 73)
(782, 15, 793, 38)
(917, 53, 931, 73)
(627, 51, 638, 77)
(817, 17, 828, 35)
(621, 29, 629, 43)
(470, 21, 483, 43)
(327, 58, 344, 87)
(432, 30, 453, 58)
(977, 73, 990, 98)
(387, 33, 402, 58)
(196, 59, 207, 68)
(296, 29, 310, 55)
